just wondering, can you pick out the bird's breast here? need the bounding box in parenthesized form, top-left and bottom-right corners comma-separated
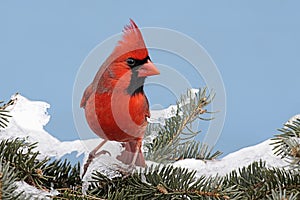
(84, 91, 149, 142)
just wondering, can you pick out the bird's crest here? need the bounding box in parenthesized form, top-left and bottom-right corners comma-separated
(113, 19, 148, 61)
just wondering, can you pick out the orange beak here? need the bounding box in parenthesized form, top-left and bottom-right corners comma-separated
(137, 60, 160, 77)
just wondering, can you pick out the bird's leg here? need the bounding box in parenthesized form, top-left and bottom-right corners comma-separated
(129, 140, 142, 167)
(82, 139, 109, 177)
(116, 139, 145, 176)
(125, 139, 143, 173)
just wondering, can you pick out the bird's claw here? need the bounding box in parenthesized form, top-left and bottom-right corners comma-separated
(95, 150, 111, 157)
(82, 150, 112, 178)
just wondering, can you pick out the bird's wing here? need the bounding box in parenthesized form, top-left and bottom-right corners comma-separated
(80, 57, 110, 108)
(80, 84, 93, 108)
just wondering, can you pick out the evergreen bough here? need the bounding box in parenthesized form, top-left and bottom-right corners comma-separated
(0, 91, 299, 199)
(0, 159, 26, 200)
(271, 118, 300, 171)
(144, 88, 222, 163)
(0, 97, 15, 129)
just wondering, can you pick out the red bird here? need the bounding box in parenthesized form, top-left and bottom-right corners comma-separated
(80, 19, 160, 176)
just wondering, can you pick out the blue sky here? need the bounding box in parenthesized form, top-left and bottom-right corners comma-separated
(1, 1, 300, 156)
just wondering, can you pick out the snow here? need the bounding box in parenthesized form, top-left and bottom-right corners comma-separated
(286, 114, 300, 126)
(148, 88, 199, 125)
(148, 104, 177, 125)
(2, 94, 61, 159)
(2, 94, 96, 160)
(15, 181, 58, 200)
(0, 94, 298, 198)
(173, 139, 288, 177)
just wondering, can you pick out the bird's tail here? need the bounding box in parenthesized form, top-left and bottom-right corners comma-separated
(117, 140, 146, 167)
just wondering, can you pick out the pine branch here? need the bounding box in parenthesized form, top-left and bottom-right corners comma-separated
(51, 160, 300, 200)
(224, 160, 300, 199)
(0, 138, 82, 198)
(87, 165, 232, 200)
(43, 159, 82, 189)
(53, 188, 105, 200)
(1, 138, 299, 199)
(271, 118, 300, 171)
(0, 138, 49, 188)
(267, 187, 299, 200)
(0, 96, 16, 129)
(0, 159, 25, 199)
(145, 88, 222, 163)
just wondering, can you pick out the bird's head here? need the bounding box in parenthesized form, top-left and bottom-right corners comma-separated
(106, 19, 160, 95)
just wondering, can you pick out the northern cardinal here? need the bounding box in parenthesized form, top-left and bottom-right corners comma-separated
(80, 19, 159, 176)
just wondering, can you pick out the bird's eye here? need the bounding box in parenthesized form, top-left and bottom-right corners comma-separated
(126, 58, 136, 67)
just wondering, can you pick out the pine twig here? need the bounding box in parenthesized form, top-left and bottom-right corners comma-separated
(145, 88, 222, 163)
(0, 94, 17, 129)
(271, 118, 300, 171)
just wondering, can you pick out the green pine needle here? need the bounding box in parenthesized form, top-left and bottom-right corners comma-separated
(145, 88, 222, 163)
(271, 118, 300, 171)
